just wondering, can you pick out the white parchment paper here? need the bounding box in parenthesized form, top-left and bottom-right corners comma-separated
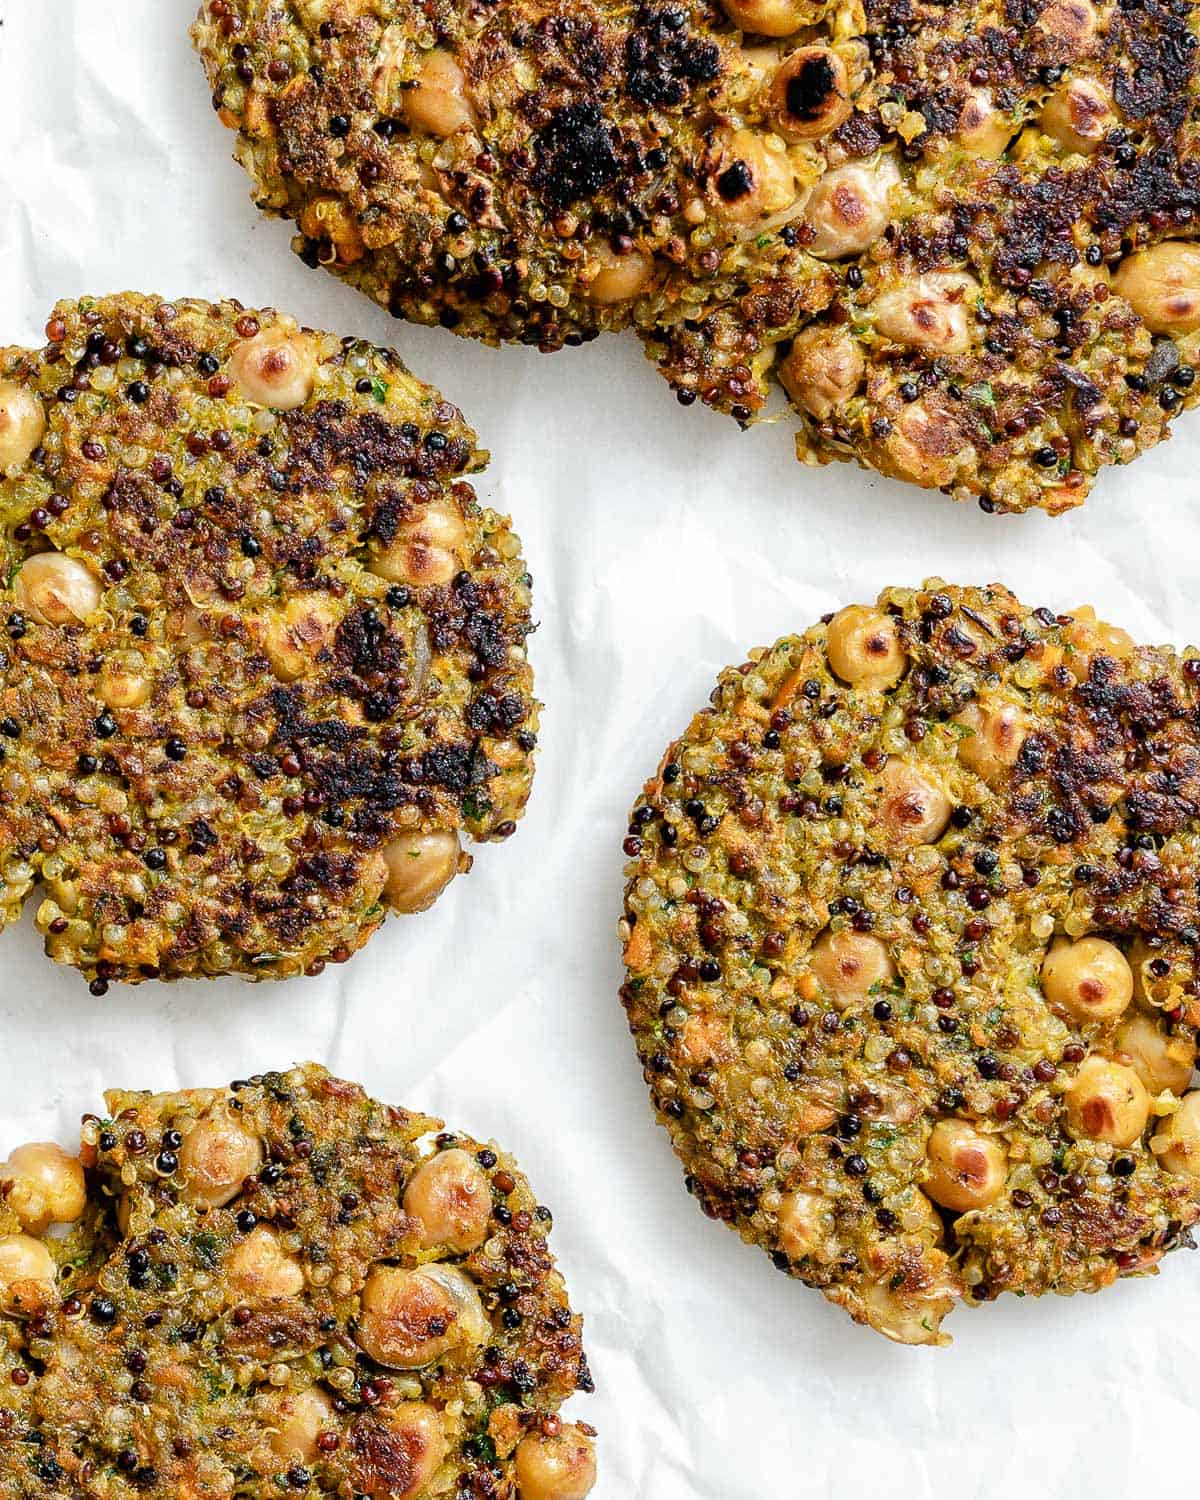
(3, 4, 1200, 1496)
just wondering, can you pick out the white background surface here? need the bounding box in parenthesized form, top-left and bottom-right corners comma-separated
(2, 3, 1199, 1496)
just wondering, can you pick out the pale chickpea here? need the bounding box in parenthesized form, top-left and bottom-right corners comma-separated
(229, 326, 319, 409)
(1041, 937, 1133, 1023)
(720, 0, 808, 36)
(809, 929, 896, 1008)
(12, 553, 102, 627)
(953, 699, 1030, 784)
(269, 1385, 336, 1464)
(355, 1264, 488, 1369)
(0, 1144, 86, 1235)
(1064, 1055, 1150, 1146)
(0, 383, 46, 472)
(1151, 1091, 1200, 1178)
(585, 245, 653, 305)
(709, 129, 797, 226)
(1040, 77, 1114, 155)
(382, 829, 461, 914)
(878, 759, 952, 844)
(0, 1234, 56, 1315)
(369, 494, 467, 588)
(825, 605, 906, 690)
(803, 156, 898, 259)
(923, 1120, 1007, 1212)
(775, 1188, 829, 1260)
(178, 1105, 263, 1208)
(871, 272, 980, 355)
(777, 326, 865, 419)
(226, 1226, 305, 1301)
(1113, 242, 1200, 335)
(768, 47, 852, 141)
(351, 1403, 446, 1500)
(860, 1277, 952, 1346)
(97, 660, 152, 710)
(515, 1427, 598, 1500)
(1062, 604, 1134, 679)
(956, 89, 1016, 159)
(403, 1148, 491, 1252)
(1115, 1011, 1196, 1096)
(1035, 0, 1099, 52)
(402, 49, 475, 136)
(261, 595, 339, 682)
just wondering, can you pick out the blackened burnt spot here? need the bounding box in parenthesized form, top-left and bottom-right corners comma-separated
(335, 607, 409, 681)
(465, 690, 529, 734)
(717, 160, 754, 203)
(624, 11, 721, 109)
(533, 104, 622, 209)
(1112, 0, 1200, 127)
(785, 55, 838, 123)
(464, 609, 509, 668)
(422, 741, 494, 795)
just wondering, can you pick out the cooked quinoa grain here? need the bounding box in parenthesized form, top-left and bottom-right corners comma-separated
(0, 294, 538, 987)
(621, 582, 1200, 1344)
(193, 0, 1198, 514)
(0, 1065, 596, 1499)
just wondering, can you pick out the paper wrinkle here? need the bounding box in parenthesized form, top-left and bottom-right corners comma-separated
(4, 3, 1200, 1496)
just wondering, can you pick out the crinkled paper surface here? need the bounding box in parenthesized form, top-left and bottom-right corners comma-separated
(2, 3, 1200, 1496)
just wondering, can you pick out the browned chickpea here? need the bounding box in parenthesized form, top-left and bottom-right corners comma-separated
(515, 1426, 598, 1500)
(178, 1104, 263, 1208)
(775, 1188, 831, 1260)
(1041, 937, 1133, 1023)
(803, 157, 898, 259)
(871, 272, 980, 355)
(809, 929, 896, 1009)
(402, 49, 475, 136)
(1064, 1055, 1150, 1146)
(369, 494, 467, 587)
(825, 605, 907, 690)
(956, 89, 1017, 158)
(355, 1264, 488, 1369)
(708, 129, 797, 226)
(768, 47, 852, 140)
(1113, 242, 1200, 334)
(260, 595, 339, 682)
(777, 326, 865, 419)
(924, 1120, 1008, 1212)
(12, 553, 102, 627)
(403, 1148, 492, 1252)
(871, 398, 969, 489)
(226, 1226, 305, 1301)
(229, 325, 318, 409)
(350, 1403, 447, 1499)
(382, 829, 461, 914)
(953, 699, 1030, 784)
(0, 1143, 86, 1234)
(1151, 1091, 1200, 1178)
(1040, 77, 1114, 155)
(0, 1234, 56, 1316)
(269, 1385, 336, 1464)
(0, 383, 46, 472)
(1115, 1011, 1196, 1096)
(878, 759, 952, 844)
(1034, 0, 1099, 53)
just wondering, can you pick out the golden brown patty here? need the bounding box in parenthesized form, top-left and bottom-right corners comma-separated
(621, 582, 1200, 1343)
(193, 0, 1199, 513)
(0, 1064, 597, 1500)
(0, 294, 538, 988)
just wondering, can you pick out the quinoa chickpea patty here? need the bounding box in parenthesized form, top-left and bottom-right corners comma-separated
(0, 1064, 597, 1500)
(621, 582, 1200, 1344)
(193, 0, 1199, 514)
(0, 294, 538, 988)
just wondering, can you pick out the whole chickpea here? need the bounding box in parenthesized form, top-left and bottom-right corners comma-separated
(0, 1143, 86, 1234)
(403, 1148, 492, 1252)
(923, 1120, 1008, 1212)
(802, 156, 899, 259)
(226, 1226, 305, 1301)
(402, 49, 475, 136)
(871, 272, 980, 355)
(369, 494, 467, 587)
(952, 698, 1030, 784)
(1115, 1011, 1196, 1096)
(777, 326, 865, 419)
(229, 325, 319, 409)
(178, 1104, 264, 1208)
(1064, 1055, 1150, 1146)
(1151, 1091, 1200, 1178)
(1041, 937, 1134, 1023)
(768, 47, 852, 140)
(720, 0, 808, 36)
(860, 1277, 953, 1346)
(350, 1403, 446, 1499)
(382, 830, 461, 914)
(1034, 0, 1099, 53)
(260, 595, 339, 682)
(515, 1426, 598, 1500)
(956, 89, 1017, 159)
(269, 1384, 336, 1464)
(1040, 77, 1114, 155)
(1113, 242, 1200, 334)
(0, 1234, 57, 1315)
(12, 553, 102, 627)
(809, 928, 896, 1008)
(584, 245, 653, 305)
(0, 383, 46, 473)
(708, 129, 797, 226)
(872, 398, 969, 489)
(825, 605, 907, 690)
(355, 1264, 488, 1368)
(878, 759, 952, 844)
(775, 1188, 830, 1260)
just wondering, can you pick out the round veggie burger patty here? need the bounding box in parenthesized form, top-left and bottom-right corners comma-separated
(0, 1064, 596, 1499)
(621, 582, 1200, 1343)
(192, 0, 1199, 514)
(0, 293, 538, 989)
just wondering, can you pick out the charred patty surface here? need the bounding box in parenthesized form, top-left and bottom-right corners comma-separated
(621, 582, 1200, 1343)
(0, 1064, 596, 1499)
(0, 294, 538, 987)
(193, 0, 1199, 514)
